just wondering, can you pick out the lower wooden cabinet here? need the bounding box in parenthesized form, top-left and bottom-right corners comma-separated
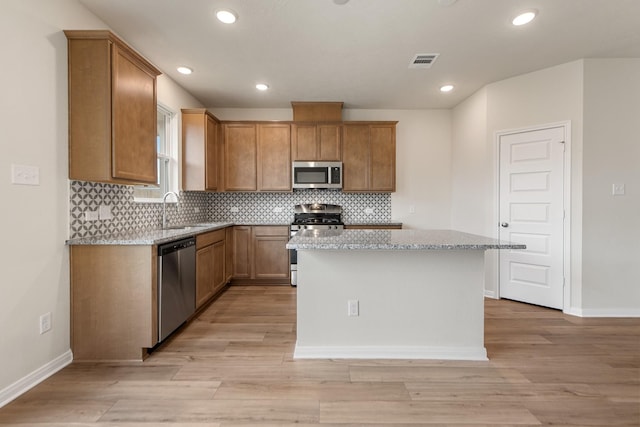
(196, 228, 227, 308)
(70, 245, 157, 361)
(232, 225, 290, 283)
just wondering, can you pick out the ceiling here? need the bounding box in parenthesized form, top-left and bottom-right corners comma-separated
(79, 0, 640, 110)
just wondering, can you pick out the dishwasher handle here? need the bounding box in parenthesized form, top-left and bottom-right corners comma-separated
(158, 237, 196, 256)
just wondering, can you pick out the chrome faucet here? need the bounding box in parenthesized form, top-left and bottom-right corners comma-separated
(162, 191, 180, 229)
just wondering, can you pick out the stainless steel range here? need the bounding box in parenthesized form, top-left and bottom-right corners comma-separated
(290, 203, 344, 286)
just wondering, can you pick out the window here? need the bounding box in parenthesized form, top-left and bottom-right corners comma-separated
(134, 105, 178, 202)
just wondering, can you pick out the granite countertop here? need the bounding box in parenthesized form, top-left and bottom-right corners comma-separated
(66, 222, 234, 246)
(286, 229, 526, 251)
(345, 222, 403, 227)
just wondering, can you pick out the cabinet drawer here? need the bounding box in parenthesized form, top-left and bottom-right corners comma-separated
(197, 228, 226, 249)
(253, 225, 288, 237)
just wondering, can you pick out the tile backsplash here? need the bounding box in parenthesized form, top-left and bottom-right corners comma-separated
(208, 191, 390, 224)
(69, 181, 391, 239)
(69, 181, 209, 239)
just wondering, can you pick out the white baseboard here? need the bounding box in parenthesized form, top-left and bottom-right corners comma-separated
(0, 350, 73, 408)
(484, 290, 497, 299)
(294, 344, 488, 361)
(566, 307, 640, 318)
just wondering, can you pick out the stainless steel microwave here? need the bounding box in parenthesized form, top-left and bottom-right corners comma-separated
(292, 161, 342, 189)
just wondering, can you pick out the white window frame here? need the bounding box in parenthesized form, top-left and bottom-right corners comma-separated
(134, 104, 179, 203)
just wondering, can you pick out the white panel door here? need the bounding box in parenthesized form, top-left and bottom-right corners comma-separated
(499, 126, 565, 309)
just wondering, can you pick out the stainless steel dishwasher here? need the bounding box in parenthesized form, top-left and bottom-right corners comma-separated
(158, 237, 196, 342)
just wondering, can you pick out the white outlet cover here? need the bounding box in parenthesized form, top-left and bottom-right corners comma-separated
(364, 208, 374, 215)
(230, 207, 239, 213)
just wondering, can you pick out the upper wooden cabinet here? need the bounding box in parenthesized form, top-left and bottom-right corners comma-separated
(65, 30, 161, 185)
(224, 123, 258, 191)
(182, 109, 220, 191)
(258, 123, 291, 191)
(222, 122, 292, 192)
(342, 122, 397, 192)
(291, 124, 341, 161)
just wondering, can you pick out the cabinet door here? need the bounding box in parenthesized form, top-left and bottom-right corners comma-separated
(253, 226, 290, 280)
(224, 124, 257, 191)
(224, 226, 233, 283)
(205, 114, 218, 190)
(111, 44, 157, 184)
(196, 245, 214, 308)
(292, 125, 318, 161)
(318, 125, 342, 161)
(370, 125, 396, 192)
(211, 240, 226, 294)
(342, 125, 370, 191)
(232, 226, 252, 279)
(257, 124, 291, 191)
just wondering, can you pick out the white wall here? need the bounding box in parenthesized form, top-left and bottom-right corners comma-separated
(0, 0, 105, 400)
(0, 0, 204, 403)
(582, 59, 640, 313)
(211, 108, 453, 230)
(451, 88, 488, 235)
(451, 61, 585, 305)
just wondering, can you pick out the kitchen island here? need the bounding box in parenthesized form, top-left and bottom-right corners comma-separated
(286, 229, 525, 361)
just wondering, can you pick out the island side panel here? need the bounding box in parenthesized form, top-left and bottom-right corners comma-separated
(295, 249, 487, 360)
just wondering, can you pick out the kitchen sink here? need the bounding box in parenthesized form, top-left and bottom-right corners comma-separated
(163, 225, 194, 230)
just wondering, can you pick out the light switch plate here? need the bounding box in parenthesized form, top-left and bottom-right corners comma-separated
(612, 183, 625, 196)
(11, 164, 40, 186)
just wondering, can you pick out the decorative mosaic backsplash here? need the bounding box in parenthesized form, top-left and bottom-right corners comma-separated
(69, 181, 209, 239)
(69, 181, 391, 239)
(208, 191, 391, 224)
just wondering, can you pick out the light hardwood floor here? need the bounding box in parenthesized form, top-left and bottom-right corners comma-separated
(1, 285, 638, 426)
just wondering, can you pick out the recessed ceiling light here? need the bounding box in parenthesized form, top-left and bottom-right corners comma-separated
(256, 83, 269, 91)
(177, 66, 193, 75)
(512, 9, 537, 26)
(440, 84, 454, 92)
(216, 9, 237, 24)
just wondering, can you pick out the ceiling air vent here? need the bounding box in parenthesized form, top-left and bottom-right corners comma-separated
(409, 53, 440, 69)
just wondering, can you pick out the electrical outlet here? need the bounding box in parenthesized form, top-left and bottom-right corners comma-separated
(348, 300, 359, 317)
(84, 211, 99, 221)
(230, 207, 239, 213)
(194, 207, 200, 213)
(39, 312, 52, 334)
(409, 205, 416, 214)
(364, 208, 374, 215)
(273, 207, 283, 213)
(99, 205, 113, 220)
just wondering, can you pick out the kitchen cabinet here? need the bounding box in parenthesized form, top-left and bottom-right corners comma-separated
(70, 245, 157, 361)
(223, 122, 292, 192)
(291, 124, 342, 161)
(195, 228, 227, 308)
(224, 123, 258, 191)
(258, 124, 292, 191)
(232, 225, 290, 283)
(342, 122, 397, 192)
(182, 109, 220, 191)
(65, 30, 161, 185)
(225, 226, 234, 283)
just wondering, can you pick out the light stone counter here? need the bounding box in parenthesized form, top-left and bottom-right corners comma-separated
(286, 228, 525, 251)
(65, 222, 234, 245)
(290, 228, 526, 361)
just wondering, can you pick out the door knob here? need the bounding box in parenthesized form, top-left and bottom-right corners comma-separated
(500, 222, 509, 228)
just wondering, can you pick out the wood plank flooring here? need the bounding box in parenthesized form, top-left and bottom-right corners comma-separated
(1, 285, 638, 426)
